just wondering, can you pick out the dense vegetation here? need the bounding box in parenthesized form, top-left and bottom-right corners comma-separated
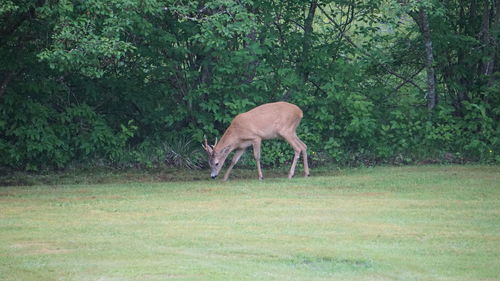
(1, 0, 499, 171)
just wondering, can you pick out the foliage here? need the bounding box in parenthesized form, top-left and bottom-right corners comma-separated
(0, 94, 136, 170)
(0, 0, 498, 170)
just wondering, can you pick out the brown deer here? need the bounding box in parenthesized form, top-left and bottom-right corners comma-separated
(202, 102, 310, 180)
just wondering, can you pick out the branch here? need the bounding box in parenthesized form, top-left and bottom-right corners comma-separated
(318, 5, 424, 93)
(391, 66, 425, 93)
(318, 5, 358, 49)
(308, 79, 328, 95)
(289, 19, 305, 31)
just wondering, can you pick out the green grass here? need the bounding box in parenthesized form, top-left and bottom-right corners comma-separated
(0, 165, 499, 281)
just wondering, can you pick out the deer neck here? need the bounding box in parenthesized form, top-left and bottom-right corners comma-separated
(213, 129, 237, 158)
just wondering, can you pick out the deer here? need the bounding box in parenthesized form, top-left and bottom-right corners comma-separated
(202, 101, 310, 181)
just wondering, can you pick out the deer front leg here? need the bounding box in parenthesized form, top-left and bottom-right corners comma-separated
(282, 134, 303, 179)
(252, 139, 263, 180)
(288, 149, 301, 179)
(223, 148, 246, 181)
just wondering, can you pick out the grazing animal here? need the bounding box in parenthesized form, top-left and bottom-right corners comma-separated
(202, 102, 309, 180)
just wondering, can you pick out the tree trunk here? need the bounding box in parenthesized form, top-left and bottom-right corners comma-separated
(481, 0, 493, 76)
(492, 0, 500, 85)
(483, 0, 500, 85)
(300, 0, 317, 81)
(418, 7, 437, 112)
(0, 71, 16, 99)
(243, 29, 258, 84)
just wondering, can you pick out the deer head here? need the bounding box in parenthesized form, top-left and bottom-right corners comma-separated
(202, 137, 229, 179)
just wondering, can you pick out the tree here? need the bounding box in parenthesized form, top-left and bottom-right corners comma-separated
(0, 0, 498, 170)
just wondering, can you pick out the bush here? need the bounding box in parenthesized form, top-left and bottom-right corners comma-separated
(0, 95, 136, 170)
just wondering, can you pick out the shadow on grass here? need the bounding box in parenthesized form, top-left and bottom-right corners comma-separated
(0, 165, 340, 186)
(288, 255, 374, 273)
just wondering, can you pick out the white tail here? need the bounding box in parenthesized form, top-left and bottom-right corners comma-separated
(202, 102, 310, 180)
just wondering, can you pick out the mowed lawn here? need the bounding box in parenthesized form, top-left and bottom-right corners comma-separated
(0, 165, 499, 281)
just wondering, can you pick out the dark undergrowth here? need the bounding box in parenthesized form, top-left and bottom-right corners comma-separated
(0, 164, 345, 186)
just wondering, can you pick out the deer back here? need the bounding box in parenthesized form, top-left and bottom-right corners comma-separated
(227, 102, 303, 141)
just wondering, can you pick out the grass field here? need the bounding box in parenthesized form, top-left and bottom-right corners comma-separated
(0, 165, 499, 281)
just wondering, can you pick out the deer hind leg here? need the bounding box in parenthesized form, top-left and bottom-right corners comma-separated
(223, 148, 246, 181)
(252, 139, 263, 180)
(296, 137, 310, 177)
